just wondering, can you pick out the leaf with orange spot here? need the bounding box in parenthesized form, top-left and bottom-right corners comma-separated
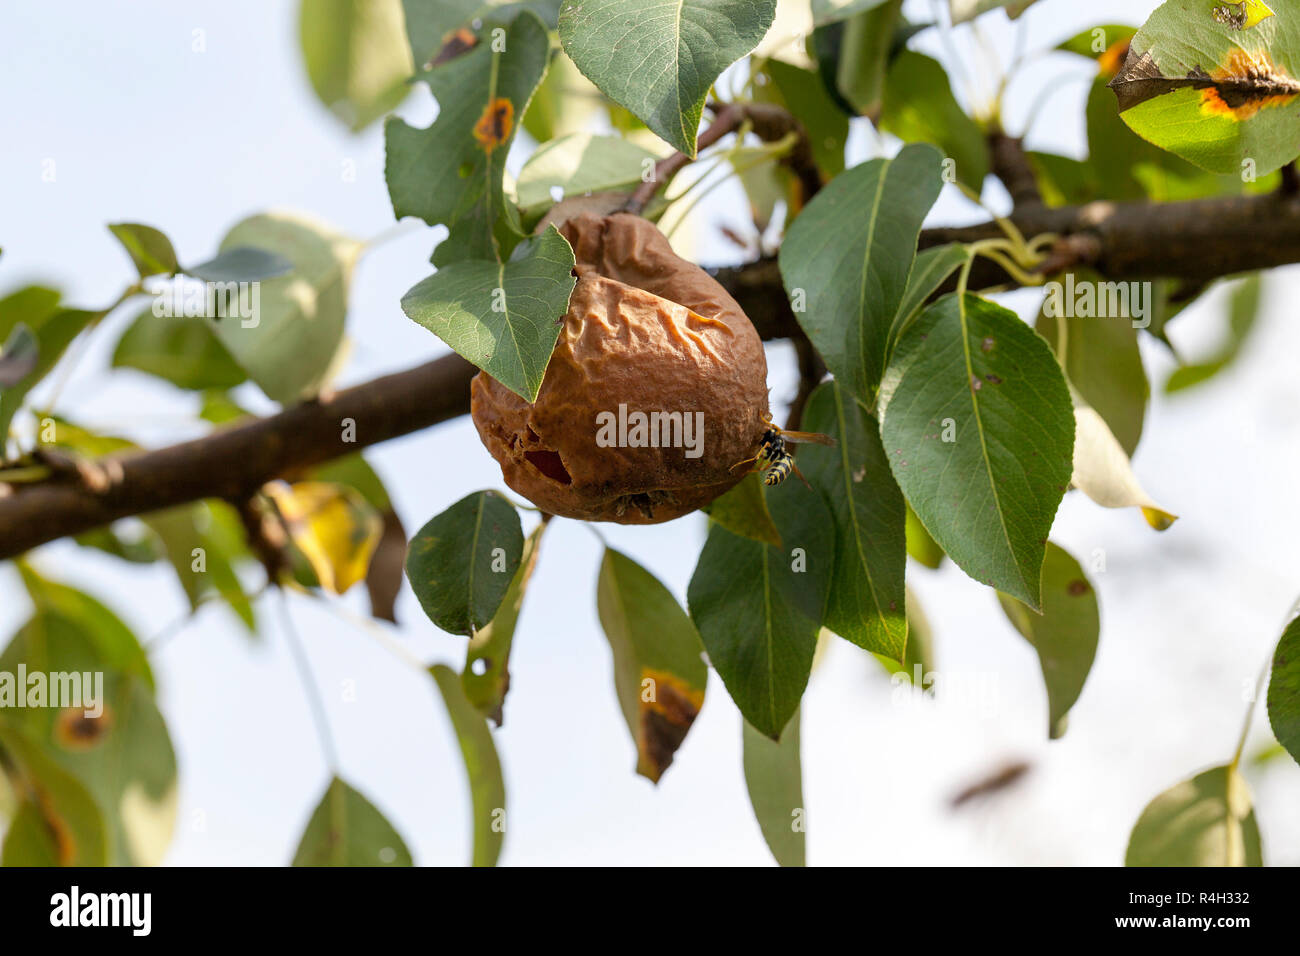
(1109, 0, 1300, 174)
(386, 11, 550, 263)
(596, 549, 707, 783)
(0, 726, 108, 866)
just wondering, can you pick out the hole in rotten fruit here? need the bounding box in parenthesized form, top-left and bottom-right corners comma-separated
(525, 449, 571, 484)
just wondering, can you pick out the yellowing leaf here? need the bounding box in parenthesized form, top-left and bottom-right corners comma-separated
(1070, 406, 1177, 530)
(266, 481, 383, 594)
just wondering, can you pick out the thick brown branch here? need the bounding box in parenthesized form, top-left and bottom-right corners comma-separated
(2, 188, 1298, 559)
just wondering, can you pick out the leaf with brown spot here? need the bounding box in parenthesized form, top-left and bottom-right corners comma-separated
(1109, 0, 1300, 174)
(596, 549, 707, 783)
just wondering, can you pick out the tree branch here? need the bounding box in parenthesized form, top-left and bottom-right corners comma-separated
(2, 188, 1298, 559)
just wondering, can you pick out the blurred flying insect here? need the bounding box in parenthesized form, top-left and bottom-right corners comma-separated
(731, 415, 836, 488)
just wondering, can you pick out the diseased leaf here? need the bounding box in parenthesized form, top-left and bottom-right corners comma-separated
(1071, 405, 1177, 530)
(558, 0, 778, 156)
(1266, 614, 1300, 765)
(463, 521, 546, 724)
(1110, 0, 1300, 174)
(779, 144, 944, 406)
(688, 480, 833, 739)
(400, 226, 577, 402)
(799, 381, 907, 660)
(1126, 765, 1262, 866)
(703, 472, 782, 548)
(0, 726, 108, 866)
(997, 542, 1099, 738)
(107, 222, 179, 279)
(400, 0, 563, 70)
(293, 777, 413, 866)
(597, 549, 707, 782)
(406, 491, 524, 636)
(743, 709, 804, 866)
(877, 293, 1076, 610)
(880, 51, 989, 191)
(300, 0, 413, 132)
(431, 664, 507, 866)
(386, 11, 551, 261)
(206, 213, 361, 404)
(266, 482, 384, 595)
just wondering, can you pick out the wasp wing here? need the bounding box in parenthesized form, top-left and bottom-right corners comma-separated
(779, 429, 837, 447)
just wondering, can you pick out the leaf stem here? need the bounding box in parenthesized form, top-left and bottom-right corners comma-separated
(278, 590, 341, 771)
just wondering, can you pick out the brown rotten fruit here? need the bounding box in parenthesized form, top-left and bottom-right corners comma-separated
(471, 212, 770, 523)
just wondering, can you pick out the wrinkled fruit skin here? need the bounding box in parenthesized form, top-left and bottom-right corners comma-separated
(471, 213, 770, 523)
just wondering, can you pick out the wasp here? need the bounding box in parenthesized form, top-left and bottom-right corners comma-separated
(732, 415, 836, 487)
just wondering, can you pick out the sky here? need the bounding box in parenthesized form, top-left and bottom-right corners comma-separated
(1, 0, 1298, 866)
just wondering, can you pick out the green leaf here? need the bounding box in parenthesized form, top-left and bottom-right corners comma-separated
(904, 504, 944, 568)
(798, 381, 907, 660)
(0, 726, 109, 866)
(400, 226, 577, 402)
(431, 664, 507, 866)
(292, 777, 413, 865)
(950, 0, 1040, 25)
(753, 58, 849, 177)
(299, 0, 413, 132)
(405, 491, 524, 636)
(186, 246, 293, 282)
(1110, 0, 1300, 175)
(702, 472, 782, 548)
(1057, 24, 1137, 61)
(1166, 274, 1262, 392)
(743, 709, 804, 866)
(463, 521, 546, 723)
(0, 294, 98, 445)
(1035, 276, 1150, 456)
(205, 213, 361, 405)
(111, 305, 247, 391)
(596, 548, 707, 782)
(880, 51, 989, 192)
(1266, 614, 1300, 766)
(889, 242, 969, 354)
(18, 564, 155, 689)
(107, 222, 179, 279)
(386, 11, 551, 262)
(0, 323, 38, 388)
(1126, 765, 1262, 866)
(812, 0, 891, 27)
(834, 0, 902, 117)
(997, 542, 1099, 738)
(878, 293, 1075, 610)
(142, 503, 258, 630)
(876, 586, 935, 683)
(515, 132, 661, 223)
(522, 51, 601, 144)
(687, 480, 833, 739)
(557, 0, 778, 156)
(779, 144, 944, 405)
